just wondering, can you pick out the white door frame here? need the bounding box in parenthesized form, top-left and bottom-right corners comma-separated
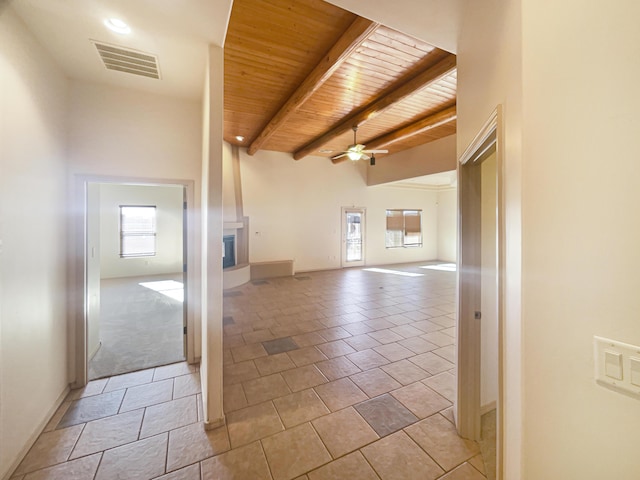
(71, 174, 197, 388)
(456, 106, 505, 479)
(341, 207, 366, 267)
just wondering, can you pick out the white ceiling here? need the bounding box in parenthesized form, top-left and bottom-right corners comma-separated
(10, 0, 460, 101)
(11, 0, 233, 100)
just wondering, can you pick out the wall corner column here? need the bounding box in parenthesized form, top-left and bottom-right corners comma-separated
(200, 44, 225, 428)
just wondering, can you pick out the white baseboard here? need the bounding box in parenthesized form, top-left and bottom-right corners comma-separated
(204, 415, 226, 430)
(2, 385, 71, 480)
(88, 340, 102, 361)
(481, 400, 497, 416)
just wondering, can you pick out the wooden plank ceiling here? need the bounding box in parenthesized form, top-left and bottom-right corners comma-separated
(224, 0, 456, 163)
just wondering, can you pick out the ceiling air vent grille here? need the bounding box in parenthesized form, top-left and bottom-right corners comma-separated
(93, 42, 160, 79)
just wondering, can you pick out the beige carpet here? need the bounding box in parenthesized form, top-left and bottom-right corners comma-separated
(88, 275, 185, 380)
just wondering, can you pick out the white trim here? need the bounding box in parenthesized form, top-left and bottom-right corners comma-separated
(223, 221, 244, 229)
(2, 386, 70, 480)
(459, 108, 498, 165)
(481, 400, 497, 416)
(456, 105, 505, 480)
(71, 174, 198, 388)
(204, 417, 226, 430)
(379, 182, 457, 192)
(341, 207, 367, 268)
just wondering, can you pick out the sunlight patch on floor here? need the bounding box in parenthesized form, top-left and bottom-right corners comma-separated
(139, 280, 184, 302)
(363, 267, 424, 277)
(420, 263, 457, 272)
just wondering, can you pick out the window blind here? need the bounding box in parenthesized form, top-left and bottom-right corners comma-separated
(404, 211, 421, 233)
(386, 210, 404, 230)
(120, 205, 157, 257)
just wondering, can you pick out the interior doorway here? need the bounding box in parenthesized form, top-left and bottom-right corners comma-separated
(456, 106, 504, 480)
(85, 181, 188, 380)
(341, 207, 366, 267)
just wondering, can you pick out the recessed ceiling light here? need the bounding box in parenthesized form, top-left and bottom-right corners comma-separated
(235, 135, 245, 142)
(104, 18, 131, 35)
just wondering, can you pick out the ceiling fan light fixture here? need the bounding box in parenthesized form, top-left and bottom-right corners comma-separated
(347, 151, 361, 161)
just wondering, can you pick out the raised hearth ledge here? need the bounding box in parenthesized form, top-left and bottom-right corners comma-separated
(223, 263, 250, 290)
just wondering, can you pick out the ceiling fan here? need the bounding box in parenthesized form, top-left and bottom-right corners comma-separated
(331, 125, 388, 163)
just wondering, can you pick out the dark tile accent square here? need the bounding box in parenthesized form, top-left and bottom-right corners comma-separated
(262, 337, 299, 355)
(354, 393, 418, 437)
(58, 390, 126, 428)
(223, 290, 243, 297)
(294, 276, 311, 281)
(223, 316, 235, 326)
(252, 280, 270, 285)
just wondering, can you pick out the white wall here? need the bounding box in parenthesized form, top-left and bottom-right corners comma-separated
(436, 188, 457, 262)
(0, 8, 70, 478)
(460, 0, 640, 477)
(67, 82, 203, 181)
(367, 134, 457, 186)
(239, 149, 440, 272)
(98, 184, 184, 279)
(458, 0, 523, 476)
(365, 185, 439, 267)
(520, 1, 640, 477)
(480, 152, 498, 409)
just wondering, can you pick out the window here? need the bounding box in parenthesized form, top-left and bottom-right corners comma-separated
(385, 209, 422, 247)
(120, 205, 157, 257)
(345, 211, 363, 262)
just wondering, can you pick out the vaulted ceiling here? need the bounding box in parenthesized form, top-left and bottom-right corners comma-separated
(224, 0, 457, 163)
(11, 0, 457, 164)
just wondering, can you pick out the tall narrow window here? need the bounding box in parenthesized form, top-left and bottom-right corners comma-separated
(120, 205, 157, 257)
(385, 209, 422, 247)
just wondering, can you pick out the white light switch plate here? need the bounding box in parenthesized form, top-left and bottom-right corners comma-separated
(630, 357, 640, 387)
(594, 336, 640, 398)
(604, 351, 623, 380)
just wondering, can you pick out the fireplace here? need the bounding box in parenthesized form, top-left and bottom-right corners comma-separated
(223, 235, 235, 269)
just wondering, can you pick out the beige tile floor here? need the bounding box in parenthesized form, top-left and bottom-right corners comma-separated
(11, 262, 487, 480)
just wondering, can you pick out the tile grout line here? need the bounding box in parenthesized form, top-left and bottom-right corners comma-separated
(402, 411, 476, 476)
(66, 421, 88, 463)
(258, 438, 277, 480)
(163, 426, 170, 477)
(356, 446, 384, 480)
(90, 452, 104, 480)
(28, 266, 461, 479)
(252, 386, 439, 478)
(467, 456, 489, 478)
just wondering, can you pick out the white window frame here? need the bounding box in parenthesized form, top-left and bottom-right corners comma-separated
(119, 205, 157, 257)
(385, 209, 422, 248)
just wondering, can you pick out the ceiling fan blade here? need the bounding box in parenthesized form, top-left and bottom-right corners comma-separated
(335, 127, 383, 163)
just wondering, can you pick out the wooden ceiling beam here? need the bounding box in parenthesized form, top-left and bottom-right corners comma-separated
(247, 17, 379, 156)
(330, 105, 457, 164)
(294, 53, 457, 160)
(368, 104, 457, 150)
